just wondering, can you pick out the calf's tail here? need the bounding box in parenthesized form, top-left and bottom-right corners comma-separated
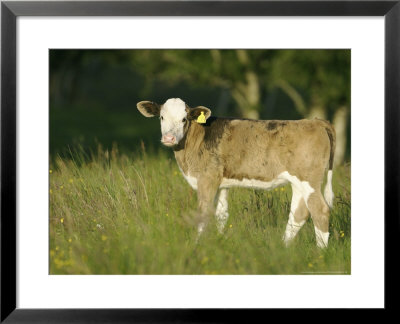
(324, 124, 336, 208)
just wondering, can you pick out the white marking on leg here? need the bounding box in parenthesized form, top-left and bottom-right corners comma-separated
(195, 222, 205, 244)
(278, 171, 315, 207)
(215, 189, 229, 233)
(324, 170, 334, 208)
(178, 166, 198, 190)
(198, 222, 206, 234)
(314, 226, 329, 248)
(220, 177, 287, 189)
(283, 186, 306, 246)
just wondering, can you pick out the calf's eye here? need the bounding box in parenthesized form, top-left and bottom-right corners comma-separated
(160, 116, 164, 121)
(182, 118, 187, 123)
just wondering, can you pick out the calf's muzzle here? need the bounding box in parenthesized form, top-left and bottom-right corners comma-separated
(161, 134, 176, 146)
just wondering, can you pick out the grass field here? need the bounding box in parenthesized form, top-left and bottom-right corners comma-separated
(49, 146, 351, 275)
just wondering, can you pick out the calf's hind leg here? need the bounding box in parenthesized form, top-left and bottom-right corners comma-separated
(307, 191, 330, 248)
(283, 185, 310, 246)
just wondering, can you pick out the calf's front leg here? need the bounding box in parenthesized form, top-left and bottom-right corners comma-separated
(196, 176, 221, 235)
(215, 189, 229, 233)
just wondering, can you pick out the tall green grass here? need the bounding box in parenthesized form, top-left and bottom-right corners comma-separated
(49, 146, 351, 274)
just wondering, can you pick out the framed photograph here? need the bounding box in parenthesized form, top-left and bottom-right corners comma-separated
(1, 0, 398, 321)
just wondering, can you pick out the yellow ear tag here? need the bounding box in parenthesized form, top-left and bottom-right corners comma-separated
(197, 111, 206, 124)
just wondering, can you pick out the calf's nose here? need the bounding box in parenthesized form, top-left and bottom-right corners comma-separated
(162, 134, 176, 144)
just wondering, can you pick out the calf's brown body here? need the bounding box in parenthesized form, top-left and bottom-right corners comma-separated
(175, 117, 333, 187)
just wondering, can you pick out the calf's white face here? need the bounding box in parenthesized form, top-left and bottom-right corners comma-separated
(160, 98, 188, 146)
(136, 98, 211, 147)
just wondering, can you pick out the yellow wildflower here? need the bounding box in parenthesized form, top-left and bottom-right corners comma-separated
(101, 235, 107, 241)
(49, 169, 53, 174)
(60, 218, 64, 224)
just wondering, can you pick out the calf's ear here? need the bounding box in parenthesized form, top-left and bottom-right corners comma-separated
(187, 106, 212, 121)
(137, 101, 161, 117)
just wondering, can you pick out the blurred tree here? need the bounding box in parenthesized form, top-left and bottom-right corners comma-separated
(130, 49, 271, 119)
(268, 50, 350, 165)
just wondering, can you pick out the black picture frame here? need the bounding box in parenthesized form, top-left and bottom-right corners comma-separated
(1, 0, 398, 322)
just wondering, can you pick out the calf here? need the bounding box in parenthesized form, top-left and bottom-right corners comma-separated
(137, 98, 335, 248)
